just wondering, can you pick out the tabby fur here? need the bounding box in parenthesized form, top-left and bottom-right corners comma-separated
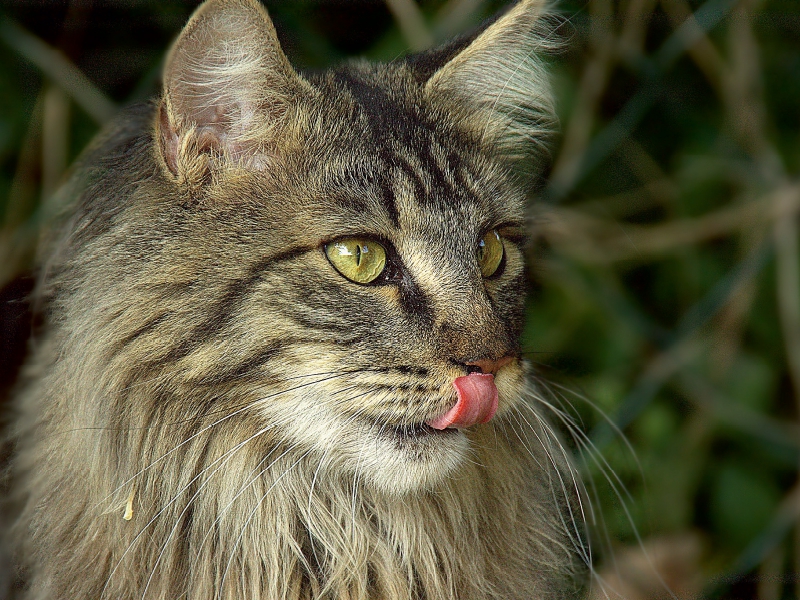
(4, 0, 587, 598)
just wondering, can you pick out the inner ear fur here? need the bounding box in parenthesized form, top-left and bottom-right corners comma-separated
(424, 0, 558, 169)
(157, 0, 310, 188)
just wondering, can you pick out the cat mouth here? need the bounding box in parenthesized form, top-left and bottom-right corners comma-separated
(357, 372, 500, 442)
(377, 422, 460, 441)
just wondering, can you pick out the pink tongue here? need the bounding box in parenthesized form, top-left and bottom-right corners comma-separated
(426, 373, 499, 430)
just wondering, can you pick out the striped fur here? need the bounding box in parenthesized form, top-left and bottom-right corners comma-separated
(5, 1, 586, 598)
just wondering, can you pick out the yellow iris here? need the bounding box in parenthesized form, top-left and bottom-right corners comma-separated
(477, 230, 504, 277)
(325, 238, 387, 284)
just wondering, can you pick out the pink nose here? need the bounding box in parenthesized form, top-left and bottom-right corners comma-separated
(466, 356, 513, 375)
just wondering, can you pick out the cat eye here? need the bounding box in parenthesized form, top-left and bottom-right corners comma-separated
(477, 230, 504, 278)
(325, 238, 387, 284)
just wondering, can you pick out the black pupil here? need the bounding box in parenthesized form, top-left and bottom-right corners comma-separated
(355, 244, 361, 266)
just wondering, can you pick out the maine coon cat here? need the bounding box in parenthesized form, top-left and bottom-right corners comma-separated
(4, 0, 588, 597)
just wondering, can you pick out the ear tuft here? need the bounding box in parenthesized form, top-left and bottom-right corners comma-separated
(157, 0, 307, 187)
(424, 0, 559, 170)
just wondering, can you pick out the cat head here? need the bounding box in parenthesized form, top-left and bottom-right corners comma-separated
(139, 0, 558, 494)
(157, 0, 556, 186)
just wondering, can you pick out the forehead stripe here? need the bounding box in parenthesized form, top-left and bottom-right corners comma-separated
(335, 70, 472, 216)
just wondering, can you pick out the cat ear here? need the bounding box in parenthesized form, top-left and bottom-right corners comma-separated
(423, 0, 557, 168)
(158, 0, 307, 186)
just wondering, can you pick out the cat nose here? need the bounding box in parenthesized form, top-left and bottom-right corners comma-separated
(465, 356, 514, 375)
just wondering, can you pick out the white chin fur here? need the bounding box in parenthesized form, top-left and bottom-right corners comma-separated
(265, 400, 470, 495)
(349, 428, 470, 495)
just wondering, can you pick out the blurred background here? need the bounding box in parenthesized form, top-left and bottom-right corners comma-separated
(0, 0, 799, 598)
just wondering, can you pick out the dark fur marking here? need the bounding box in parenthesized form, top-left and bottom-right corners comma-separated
(371, 383, 431, 393)
(285, 310, 360, 336)
(397, 277, 433, 326)
(332, 336, 360, 347)
(334, 71, 482, 220)
(379, 175, 401, 227)
(410, 565, 427, 600)
(335, 72, 404, 140)
(415, 141, 452, 209)
(386, 149, 429, 206)
(336, 72, 430, 218)
(446, 150, 474, 200)
(161, 245, 312, 365)
(194, 343, 283, 385)
(110, 312, 171, 357)
(332, 160, 401, 228)
(299, 522, 326, 591)
(393, 365, 428, 377)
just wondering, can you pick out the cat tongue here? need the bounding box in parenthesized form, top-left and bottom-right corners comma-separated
(426, 373, 498, 430)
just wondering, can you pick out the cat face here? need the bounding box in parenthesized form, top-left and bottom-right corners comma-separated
(194, 78, 531, 492)
(109, 0, 556, 494)
(11, 4, 585, 597)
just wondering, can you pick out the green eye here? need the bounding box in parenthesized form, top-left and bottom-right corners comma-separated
(325, 238, 387, 284)
(477, 230, 504, 278)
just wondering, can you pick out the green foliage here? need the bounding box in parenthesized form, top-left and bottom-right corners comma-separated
(1, 1, 799, 598)
(711, 464, 782, 551)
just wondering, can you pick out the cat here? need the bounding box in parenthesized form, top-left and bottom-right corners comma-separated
(3, 0, 589, 598)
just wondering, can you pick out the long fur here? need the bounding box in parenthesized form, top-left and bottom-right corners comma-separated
(4, 1, 587, 598)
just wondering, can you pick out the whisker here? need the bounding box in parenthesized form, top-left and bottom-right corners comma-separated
(509, 404, 591, 566)
(218, 446, 312, 596)
(104, 369, 383, 594)
(98, 370, 358, 509)
(528, 382, 681, 600)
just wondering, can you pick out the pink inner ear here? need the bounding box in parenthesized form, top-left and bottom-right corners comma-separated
(426, 373, 499, 430)
(159, 98, 227, 175)
(157, 0, 299, 180)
